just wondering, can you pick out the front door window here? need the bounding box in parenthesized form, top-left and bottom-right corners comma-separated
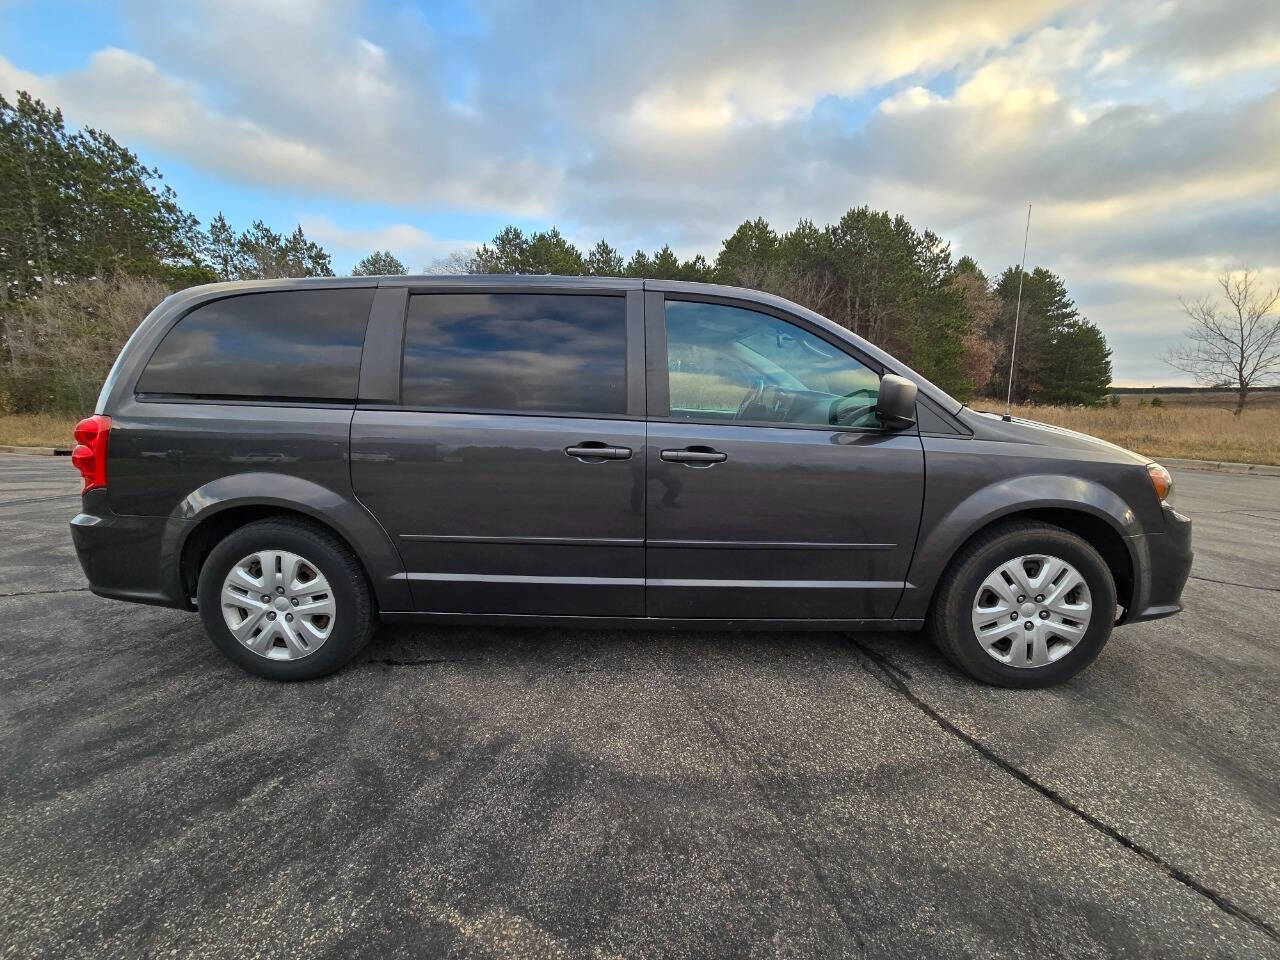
(665, 300, 882, 428)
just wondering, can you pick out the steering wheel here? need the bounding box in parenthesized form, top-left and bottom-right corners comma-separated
(831, 387, 879, 427)
(735, 377, 767, 421)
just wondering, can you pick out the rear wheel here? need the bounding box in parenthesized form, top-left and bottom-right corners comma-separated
(929, 522, 1117, 687)
(197, 518, 375, 680)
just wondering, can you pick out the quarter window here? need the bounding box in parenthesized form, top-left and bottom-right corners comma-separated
(401, 293, 627, 415)
(665, 300, 882, 428)
(137, 289, 374, 401)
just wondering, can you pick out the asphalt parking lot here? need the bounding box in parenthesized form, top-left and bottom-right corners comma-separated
(1, 453, 1277, 959)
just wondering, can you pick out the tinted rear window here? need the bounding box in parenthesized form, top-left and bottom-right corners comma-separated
(137, 288, 374, 401)
(401, 293, 627, 415)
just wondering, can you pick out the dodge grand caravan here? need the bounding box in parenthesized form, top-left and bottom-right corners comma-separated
(70, 276, 1192, 685)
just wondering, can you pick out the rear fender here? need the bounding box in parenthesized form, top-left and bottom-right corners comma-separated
(165, 471, 412, 611)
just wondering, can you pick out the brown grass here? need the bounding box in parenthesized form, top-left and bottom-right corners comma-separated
(974, 399, 1280, 465)
(3, 276, 170, 415)
(0, 413, 82, 449)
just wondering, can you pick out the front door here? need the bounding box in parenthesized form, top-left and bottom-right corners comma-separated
(352, 288, 646, 616)
(645, 294, 924, 621)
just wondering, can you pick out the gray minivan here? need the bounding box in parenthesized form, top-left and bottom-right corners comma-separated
(70, 276, 1192, 685)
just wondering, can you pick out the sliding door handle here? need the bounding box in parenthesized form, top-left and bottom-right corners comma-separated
(565, 442, 632, 462)
(660, 447, 728, 465)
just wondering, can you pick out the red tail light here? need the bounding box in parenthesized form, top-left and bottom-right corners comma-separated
(72, 415, 111, 493)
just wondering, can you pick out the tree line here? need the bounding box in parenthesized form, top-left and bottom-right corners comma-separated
(323, 223, 1112, 407)
(2, 88, 1112, 414)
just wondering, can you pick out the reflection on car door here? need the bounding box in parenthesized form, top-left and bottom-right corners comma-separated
(644, 294, 925, 621)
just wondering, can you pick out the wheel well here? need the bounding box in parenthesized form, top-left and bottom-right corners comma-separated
(950, 508, 1135, 616)
(179, 505, 367, 604)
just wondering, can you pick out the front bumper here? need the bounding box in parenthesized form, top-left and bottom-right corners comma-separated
(69, 490, 192, 609)
(1120, 503, 1193, 624)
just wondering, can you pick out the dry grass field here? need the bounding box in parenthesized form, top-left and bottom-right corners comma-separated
(974, 392, 1280, 465)
(3, 390, 1278, 464)
(0, 413, 80, 449)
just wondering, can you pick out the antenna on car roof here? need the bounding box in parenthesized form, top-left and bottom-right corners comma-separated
(1003, 203, 1032, 422)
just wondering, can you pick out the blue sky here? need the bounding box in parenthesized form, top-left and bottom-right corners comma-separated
(3, 0, 1279, 384)
(0, 0, 527, 261)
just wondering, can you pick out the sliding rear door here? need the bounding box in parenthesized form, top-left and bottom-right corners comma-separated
(352, 286, 648, 616)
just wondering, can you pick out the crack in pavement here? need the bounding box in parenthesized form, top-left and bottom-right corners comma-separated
(1189, 575, 1280, 593)
(361, 656, 644, 674)
(846, 637, 1280, 946)
(0, 494, 81, 508)
(0, 586, 92, 599)
(363, 655, 489, 667)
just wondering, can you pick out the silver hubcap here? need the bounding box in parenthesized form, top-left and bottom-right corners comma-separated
(971, 554, 1091, 669)
(220, 550, 336, 661)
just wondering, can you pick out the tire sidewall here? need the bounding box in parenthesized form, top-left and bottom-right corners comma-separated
(941, 529, 1117, 688)
(197, 523, 367, 681)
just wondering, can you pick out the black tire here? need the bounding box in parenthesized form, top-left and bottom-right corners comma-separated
(196, 517, 376, 680)
(929, 521, 1117, 688)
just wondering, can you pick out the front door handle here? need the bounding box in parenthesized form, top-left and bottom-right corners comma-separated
(565, 442, 632, 462)
(660, 446, 728, 466)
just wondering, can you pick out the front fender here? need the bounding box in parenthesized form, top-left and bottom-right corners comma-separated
(897, 472, 1143, 620)
(164, 471, 412, 611)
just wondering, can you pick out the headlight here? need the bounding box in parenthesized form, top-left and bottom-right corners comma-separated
(1146, 462, 1173, 502)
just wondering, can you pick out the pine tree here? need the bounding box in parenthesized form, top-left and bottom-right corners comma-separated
(523, 227, 585, 275)
(714, 217, 778, 287)
(0, 90, 208, 298)
(351, 250, 407, 276)
(586, 239, 624, 276)
(624, 250, 653, 278)
(205, 213, 238, 281)
(226, 220, 333, 279)
(989, 267, 1110, 405)
(471, 226, 529, 273)
(651, 244, 681, 278)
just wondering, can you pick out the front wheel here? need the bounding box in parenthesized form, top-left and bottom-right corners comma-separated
(929, 522, 1117, 687)
(196, 518, 375, 680)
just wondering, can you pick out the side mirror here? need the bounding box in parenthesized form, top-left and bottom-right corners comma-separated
(876, 374, 918, 430)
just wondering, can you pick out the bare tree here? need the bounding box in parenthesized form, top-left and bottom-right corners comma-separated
(421, 250, 478, 275)
(1166, 269, 1280, 415)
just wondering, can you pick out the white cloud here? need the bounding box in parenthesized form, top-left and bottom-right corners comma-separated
(879, 86, 945, 114)
(3, 3, 561, 211)
(604, 0, 1074, 131)
(4, 0, 1280, 382)
(297, 218, 473, 272)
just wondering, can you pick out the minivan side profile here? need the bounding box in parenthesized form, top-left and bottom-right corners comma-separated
(70, 276, 1192, 685)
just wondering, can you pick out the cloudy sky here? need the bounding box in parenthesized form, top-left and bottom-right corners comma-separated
(3, 0, 1278, 384)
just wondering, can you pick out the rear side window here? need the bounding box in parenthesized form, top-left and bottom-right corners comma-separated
(137, 289, 374, 401)
(401, 293, 627, 415)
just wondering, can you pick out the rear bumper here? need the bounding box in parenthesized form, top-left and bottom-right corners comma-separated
(69, 490, 192, 609)
(1121, 504, 1192, 624)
